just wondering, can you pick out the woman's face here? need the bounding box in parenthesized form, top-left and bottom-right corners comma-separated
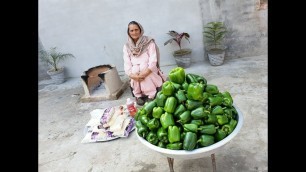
(128, 24, 141, 42)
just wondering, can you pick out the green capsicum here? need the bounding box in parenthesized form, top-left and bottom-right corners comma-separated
(215, 128, 227, 141)
(162, 81, 175, 96)
(175, 90, 187, 104)
(205, 114, 217, 124)
(191, 107, 209, 119)
(187, 83, 204, 101)
(216, 115, 229, 125)
(139, 115, 150, 126)
(197, 134, 215, 147)
(180, 132, 186, 142)
(169, 67, 186, 84)
(183, 132, 198, 150)
(171, 82, 182, 91)
(224, 107, 234, 119)
(152, 106, 164, 118)
(143, 100, 157, 115)
(146, 131, 159, 145)
(221, 124, 233, 135)
(147, 118, 160, 131)
(208, 96, 223, 107)
(135, 108, 147, 121)
(182, 82, 189, 91)
(164, 97, 177, 114)
(222, 91, 233, 107)
(168, 126, 181, 143)
(198, 124, 218, 134)
(155, 91, 168, 107)
(201, 92, 212, 103)
(183, 123, 198, 133)
(157, 127, 168, 143)
(190, 119, 204, 126)
(174, 104, 187, 117)
(205, 84, 219, 94)
(185, 99, 203, 110)
(211, 105, 224, 115)
(186, 73, 207, 84)
(160, 112, 175, 129)
(166, 142, 182, 150)
(229, 118, 238, 129)
(177, 110, 191, 124)
(136, 121, 148, 138)
(157, 141, 167, 148)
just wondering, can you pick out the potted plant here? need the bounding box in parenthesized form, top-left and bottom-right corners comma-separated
(164, 31, 192, 68)
(39, 47, 75, 84)
(203, 21, 227, 66)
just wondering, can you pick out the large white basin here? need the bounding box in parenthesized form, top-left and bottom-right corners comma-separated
(136, 104, 244, 159)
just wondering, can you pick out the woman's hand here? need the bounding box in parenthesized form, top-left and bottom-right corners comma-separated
(129, 73, 145, 82)
(138, 69, 152, 79)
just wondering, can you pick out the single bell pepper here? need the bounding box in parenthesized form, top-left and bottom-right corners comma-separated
(136, 121, 148, 138)
(205, 114, 217, 124)
(222, 91, 233, 107)
(135, 108, 147, 121)
(197, 134, 215, 147)
(205, 84, 219, 94)
(168, 126, 181, 143)
(160, 112, 175, 129)
(183, 132, 198, 150)
(212, 105, 224, 115)
(178, 110, 191, 124)
(147, 118, 160, 131)
(171, 82, 182, 91)
(208, 96, 223, 107)
(175, 90, 187, 104)
(152, 107, 164, 118)
(146, 131, 159, 145)
(169, 67, 186, 84)
(185, 99, 203, 110)
(135, 120, 143, 128)
(155, 91, 167, 107)
(183, 123, 198, 133)
(140, 115, 150, 126)
(216, 115, 229, 125)
(201, 92, 211, 103)
(229, 118, 238, 129)
(166, 142, 182, 150)
(143, 100, 157, 115)
(215, 128, 227, 141)
(157, 127, 168, 143)
(186, 73, 207, 84)
(190, 119, 204, 126)
(157, 141, 167, 148)
(221, 124, 233, 135)
(174, 104, 186, 117)
(187, 83, 204, 101)
(182, 82, 189, 91)
(198, 124, 218, 134)
(164, 97, 177, 114)
(191, 107, 209, 119)
(162, 81, 175, 96)
(224, 107, 234, 119)
(180, 132, 186, 141)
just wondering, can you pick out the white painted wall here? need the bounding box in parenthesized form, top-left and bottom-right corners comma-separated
(39, 0, 204, 78)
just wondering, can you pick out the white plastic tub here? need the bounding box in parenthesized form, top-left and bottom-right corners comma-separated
(136, 104, 244, 159)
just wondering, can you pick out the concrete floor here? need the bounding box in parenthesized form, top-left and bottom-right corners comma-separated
(38, 55, 267, 172)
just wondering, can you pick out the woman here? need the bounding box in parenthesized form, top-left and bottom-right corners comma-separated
(123, 21, 166, 106)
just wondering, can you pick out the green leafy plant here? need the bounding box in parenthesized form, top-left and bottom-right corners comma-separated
(40, 47, 75, 72)
(164, 31, 190, 51)
(203, 22, 227, 49)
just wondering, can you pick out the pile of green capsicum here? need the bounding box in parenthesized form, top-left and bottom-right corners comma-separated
(135, 67, 238, 151)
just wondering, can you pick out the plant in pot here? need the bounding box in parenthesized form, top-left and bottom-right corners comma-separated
(203, 21, 227, 66)
(164, 31, 192, 68)
(39, 47, 75, 84)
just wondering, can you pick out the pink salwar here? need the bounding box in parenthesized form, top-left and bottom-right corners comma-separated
(123, 41, 163, 98)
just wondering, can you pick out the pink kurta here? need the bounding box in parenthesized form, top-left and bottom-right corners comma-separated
(123, 41, 163, 98)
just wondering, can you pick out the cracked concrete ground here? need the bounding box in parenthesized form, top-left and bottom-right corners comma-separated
(39, 55, 267, 172)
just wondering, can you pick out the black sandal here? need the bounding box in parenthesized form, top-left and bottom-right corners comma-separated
(136, 97, 145, 106)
